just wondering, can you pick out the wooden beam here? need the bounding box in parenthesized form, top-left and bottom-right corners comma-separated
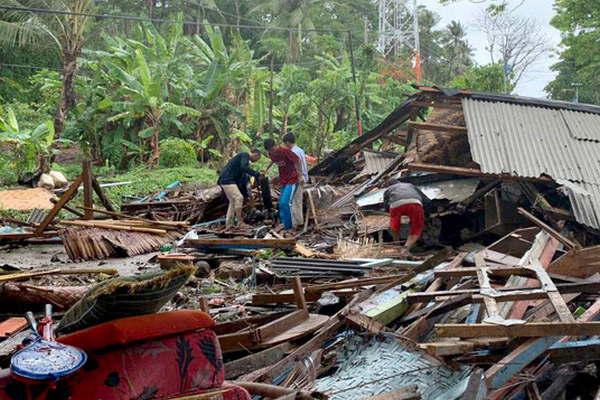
(257, 310, 309, 342)
(34, 174, 83, 234)
(82, 160, 94, 220)
(548, 338, 600, 364)
(411, 100, 462, 109)
(434, 266, 537, 279)
(305, 275, 405, 294)
(407, 280, 600, 304)
(345, 312, 388, 334)
(252, 290, 358, 305)
(401, 294, 472, 325)
(292, 277, 307, 312)
(406, 163, 552, 183)
(461, 369, 488, 400)
(517, 207, 580, 250)
(437, 322, 600, 338)
(91, 176, 115, 212)
(224, 343, 290, 380)
(408, 121, 467, 134)
(485, 299, 600, 390)
(186, 238, 296, 249)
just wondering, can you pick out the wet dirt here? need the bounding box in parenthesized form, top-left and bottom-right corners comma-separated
(0, 243, 159, 276)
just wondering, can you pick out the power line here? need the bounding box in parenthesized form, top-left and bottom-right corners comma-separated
(185, 0, 266, 27)
(0, 5, 350, 34)
(0, 62, 61, 71)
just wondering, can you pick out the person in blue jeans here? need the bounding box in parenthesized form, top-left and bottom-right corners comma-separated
(264, 138, 302, 231)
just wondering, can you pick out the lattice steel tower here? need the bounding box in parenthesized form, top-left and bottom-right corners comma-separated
(377, 0, 422, 80)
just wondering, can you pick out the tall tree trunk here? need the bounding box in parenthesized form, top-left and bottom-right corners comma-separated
(54, 50, 77, 139)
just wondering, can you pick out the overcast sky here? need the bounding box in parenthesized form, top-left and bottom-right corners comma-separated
(418, 0, 561, 98)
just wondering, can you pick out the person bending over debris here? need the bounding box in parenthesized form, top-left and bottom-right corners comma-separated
(217, 149, 261, 229)
(384, 182, 427, 256)
(283, 132, 309, 228)
(264, 138, 302, 231)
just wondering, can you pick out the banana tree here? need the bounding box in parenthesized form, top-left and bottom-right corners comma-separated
(0, 107, 55, 174)
(105, 49, 200, 166)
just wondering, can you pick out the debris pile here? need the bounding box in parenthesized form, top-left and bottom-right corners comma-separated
(1, 87, 600, 399)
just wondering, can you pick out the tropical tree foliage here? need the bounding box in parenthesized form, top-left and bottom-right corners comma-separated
(545, 0, 600, 104)
(450, 63, 514, 93)
(0, 106, 55, 175)
(0, 0, 487, 184)
(0, 0, 95, 139)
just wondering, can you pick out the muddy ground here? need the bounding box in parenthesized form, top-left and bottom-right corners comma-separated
(0, 243, 158, 276)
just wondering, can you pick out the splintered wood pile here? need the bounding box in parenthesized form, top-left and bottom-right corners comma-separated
(60, 226, 179, 261)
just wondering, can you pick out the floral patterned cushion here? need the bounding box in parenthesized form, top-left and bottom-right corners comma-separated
(0, 329, 250, 400)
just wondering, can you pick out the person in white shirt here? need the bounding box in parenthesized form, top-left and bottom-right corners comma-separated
(283, 132, 308, 228)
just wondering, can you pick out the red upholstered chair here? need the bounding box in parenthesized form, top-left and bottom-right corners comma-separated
(0, 311, 251, 400)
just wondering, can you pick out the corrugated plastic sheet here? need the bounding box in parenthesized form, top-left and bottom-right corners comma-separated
(315, 334, 471, 399)
(462, 98, 600, 229)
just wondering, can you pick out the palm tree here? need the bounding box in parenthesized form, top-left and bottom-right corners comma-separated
(251, 0, 323, 61)
(97, 22, 202, 166)
(442, 21, 473, 76)
(0, 0, 95, 148)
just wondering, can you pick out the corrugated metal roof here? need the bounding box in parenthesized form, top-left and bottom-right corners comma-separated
(358, 150, 398, 178)
(463, 98, 600, 229)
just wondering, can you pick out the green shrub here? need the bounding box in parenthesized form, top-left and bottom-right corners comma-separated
(159, 138, 197, 168)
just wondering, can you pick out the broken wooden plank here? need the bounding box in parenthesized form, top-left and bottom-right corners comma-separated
(257, 310, 309, 342)
(461, 369, 487, 400)
(400, 293, 472, 324)
(406, 280, 600, 304)
(0, 318, 27, 338)
(305, 275, 405, 294)
(485, 299, 600, 390)
(406, 163, 552, 183)
(517, 207, 580, 250)
(292, 277, 307, 311)
(408, 121, 467, 134)
(548, 338, 600, 364)
(186, 238, 296, 249)
(82, 159, 94, 220)
(419, 338, 508, 357)
(475, 254, 500, 319)
(548, 245, 600, 278)
(34, 174, 83, 235)
(345, 312, 388, 334)
(91, 176, 116, 212)
(224, 343, 291, 380)
(434, 266, 537, 279)
(437, 322, 600, 338)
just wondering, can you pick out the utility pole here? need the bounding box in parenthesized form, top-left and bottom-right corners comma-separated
(377, 0, 421, 82)
(348, 31, 363, 136)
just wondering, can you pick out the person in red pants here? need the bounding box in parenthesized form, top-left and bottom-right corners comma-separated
(384, 182, 427, 256)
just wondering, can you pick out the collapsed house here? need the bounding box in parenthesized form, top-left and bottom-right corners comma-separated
(313, 86, 600, 245)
